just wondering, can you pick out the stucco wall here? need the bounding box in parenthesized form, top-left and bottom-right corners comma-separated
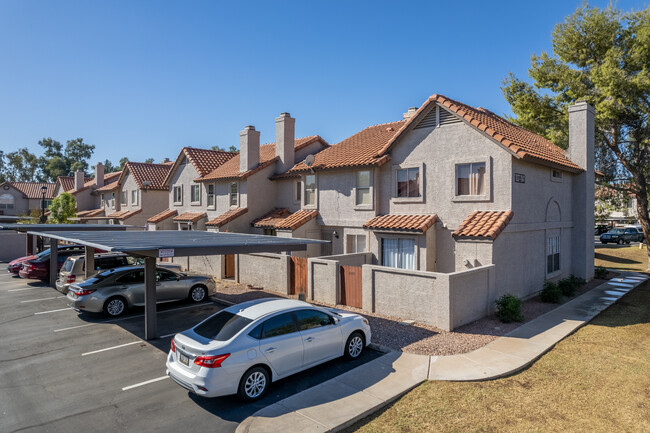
(0, 231, 28, 261)
(448, 265, 495, 329)
(237, 253, 289, 293)
(0, 186, 29, 216)
(187, 254, 224, 279)
(308, 258, 339, 305)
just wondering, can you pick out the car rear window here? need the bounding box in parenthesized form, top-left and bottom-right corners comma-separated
(63, 259, 74, 272)
(611, 228, 625, 234)
(194, 311, 253, 341)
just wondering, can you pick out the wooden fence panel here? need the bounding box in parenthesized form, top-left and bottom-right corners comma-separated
(340, 265, 362, 308)
(290, 256, 308, 295)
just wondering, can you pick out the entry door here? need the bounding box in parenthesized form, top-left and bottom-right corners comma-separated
(258, 313, 304, 378)
(224, 254, 235, 278)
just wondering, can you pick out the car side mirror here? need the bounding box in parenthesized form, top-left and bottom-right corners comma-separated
(331, 316, 339, 325)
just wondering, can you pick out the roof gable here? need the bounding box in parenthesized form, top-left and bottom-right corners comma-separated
(163, 147, 237, 186)
(117, 162, 172, 191)
(1, 182, 56, 199)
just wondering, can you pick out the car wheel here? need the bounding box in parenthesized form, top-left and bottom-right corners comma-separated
(103, 296, 127, 317)
(344, 331, 365, 360)
(617, 239, 624, 245)
(188, 285, 207, 303)
(237, 366, 269, 402)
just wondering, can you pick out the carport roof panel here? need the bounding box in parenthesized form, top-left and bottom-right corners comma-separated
(25, 230, 327, 256)
(0, 223, 131, 232)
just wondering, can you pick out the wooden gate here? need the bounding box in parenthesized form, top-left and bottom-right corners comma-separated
(289, 256, 308, 295)
(340, 265, 362, 308)
(224, 254, 235, 278)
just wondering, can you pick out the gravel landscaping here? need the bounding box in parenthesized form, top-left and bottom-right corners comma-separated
(211, 272, 619, 356)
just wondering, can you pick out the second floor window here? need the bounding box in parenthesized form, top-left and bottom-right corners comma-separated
(131, 190, 138, 206)
(230, 182, 238, 207)
(456, 162, 486, 196)
(295, 180, 301, 202)
(207, 184, 215, 208)
(111, 193, 115, 208)
(356, 170, 371, 205)
(397, 167, 420, 198)
(304, 174, 316, 206)
(173, 186, 182, 204)
(191, 185, 200, 203)
(121, 191, 127, 205)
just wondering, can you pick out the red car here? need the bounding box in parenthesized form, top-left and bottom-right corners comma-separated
(18, 245, 87, 281)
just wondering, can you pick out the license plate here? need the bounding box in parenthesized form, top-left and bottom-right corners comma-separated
(178, 352, 189, 366)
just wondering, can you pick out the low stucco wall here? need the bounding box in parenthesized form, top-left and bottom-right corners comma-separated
(187, 255, 224, 278)
(317, 252, 373, 266)
(309, 258, 339, 305)
(0, 231, 28, 261)
(448, 265, 496, 329)
(237, 253, 289, 294)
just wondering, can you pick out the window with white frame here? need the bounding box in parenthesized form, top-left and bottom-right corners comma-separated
(547, 235, 560, 274)
(121, 191, 127, 206)
(347, 234, 366, 253)
(131, 190, 139, 206)
(173, 186, 182, 204)
(295, 180, 301, 203)
(397, 167, 420, 198)
(456, 162, 486, 196)
(0, 193, 15, 209)
(207, 184, 215, 208)
(551, 169, 563, 182)
(191, 184, 200, 204)
(304, 174, 316, 206)
(111, 192, 115, 209)
(381, 238, 415, 270)
(100, 193, 104, 203)
(356, 170, 371, 205)
(229, 182, 238, 207)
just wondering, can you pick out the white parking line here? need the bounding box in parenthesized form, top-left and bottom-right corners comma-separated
(21, 296, 66, 303)
(8, 287, 42, 292)
(160, 333, 176, 338)
(54, 323, 94, 332)
(122, 376, 168, 391)
(82, 341, 142, 356)
(34, 307, 72, 315)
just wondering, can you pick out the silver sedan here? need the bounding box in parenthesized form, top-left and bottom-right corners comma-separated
(67, 265, 216, 317)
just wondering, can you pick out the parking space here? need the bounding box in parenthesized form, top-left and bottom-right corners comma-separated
(0, 265, 381, 433)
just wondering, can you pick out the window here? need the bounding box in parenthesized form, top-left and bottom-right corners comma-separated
(229, 182, 238, 207)
(131, 190, 139, 206)
(0, 193, 15, 209)
(260, 313, 298, 339)
(304, 174, 316, 206)
(547, 236, 560, 274)
(194, 311, 253, 341)
(191, 184, 200, 204)
(294, 309, 332, 330)
(551, 169, 563, 182)
(43, 200, 52, 209)
(356, 170, 371, 205)
(156, 269, 178, 281)
(111, 193, 115, 209)
(382, 238, 415, 270)
(100, 193, 105, 202)
(347, 234, 366, 253)
(263, 228, 277, 236)
(116, 270, 144, 284)
(397, 167, 420, 198)
(173, 186, 182, 204)
(207, 184, 215, 208)
(456, 162, 486, 196)
(295, 180, 301, 202)
(121, 191, 127, 205)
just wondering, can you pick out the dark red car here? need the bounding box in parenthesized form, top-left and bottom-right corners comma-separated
(18, 245, 87, 280)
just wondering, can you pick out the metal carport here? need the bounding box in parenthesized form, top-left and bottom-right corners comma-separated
(26, 230, 326, 340)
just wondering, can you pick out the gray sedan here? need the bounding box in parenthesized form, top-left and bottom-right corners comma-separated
(67, 265, 216, 317)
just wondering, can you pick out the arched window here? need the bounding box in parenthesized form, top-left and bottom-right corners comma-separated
(0, 193, 15, 209)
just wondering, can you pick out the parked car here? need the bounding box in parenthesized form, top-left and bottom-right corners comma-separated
(18, 245, 87, 280)
(66, 265, 216, 317)
(166, 298, 371, 401)
(594, 224, 612, 235)
(7, 244, 86, 276)
(600, 227, 644, 244)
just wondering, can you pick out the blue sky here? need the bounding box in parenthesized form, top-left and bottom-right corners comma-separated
(0, 0, 646, 166)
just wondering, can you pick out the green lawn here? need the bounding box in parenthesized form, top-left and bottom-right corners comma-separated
(347, 279, 650, 433)
(595, 243, 649, 272)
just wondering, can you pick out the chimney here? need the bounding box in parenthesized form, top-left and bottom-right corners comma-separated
(161, 157, 170, 164)
(275, 112, 295, 172)
(95, 163, 104, 188)
(74, 170, 85, 191)
(403, 107, 418, 120)
(240, 125, 260, 172)
(568, 100, 595, 281)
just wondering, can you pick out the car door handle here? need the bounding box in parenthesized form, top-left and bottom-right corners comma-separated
(305, 337, 314, 342)
(265, 348, 276, 353)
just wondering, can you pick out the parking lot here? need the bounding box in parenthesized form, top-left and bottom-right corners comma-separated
(0, 266, 381, 433)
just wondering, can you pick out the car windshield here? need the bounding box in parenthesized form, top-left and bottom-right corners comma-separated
(194, 311, 253, 341)
(610, 228, 625, 234)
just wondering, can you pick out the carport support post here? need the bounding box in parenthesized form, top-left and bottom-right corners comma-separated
(49, 238, 58, 287)
(85, 247, 95, 278)
(144, 256, 157, 340)
(26, 234, 34, 255)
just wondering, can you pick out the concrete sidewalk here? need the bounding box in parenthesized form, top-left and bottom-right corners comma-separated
(237, 271, 648, 433)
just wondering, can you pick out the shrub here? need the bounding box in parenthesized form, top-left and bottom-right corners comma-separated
(495, 294, 523, 323)
(541, 281, 562, 303)
(558, 275, 583, 297)
(595, 266, 608, 279)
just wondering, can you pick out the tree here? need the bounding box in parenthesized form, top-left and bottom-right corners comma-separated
(0, 150, 6, 183)
(211, 145, 239, 153)
(143, 158, 155, 164)
(502, 4, 650, 269)
(37, 137, 95, 181)
(4, 148, 40, 181)
(119, 157, 129, 170)
(48, 192, 77, 224)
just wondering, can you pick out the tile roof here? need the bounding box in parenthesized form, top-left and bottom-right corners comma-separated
(205, 207, 248, 227)
(56, 176, 91, 193)
(251, 208, 318, 231)
(274, 125, 402, 179)
(3, 182, 56, 199)
(73, 171, 122, 194)
(107, 208, 143, 220)
(173, 212, 206, 223)
(164, 147, 237, 186)
(76, 208, 104, 217)
(452, 210, 514, 241)
(120, 162, 172, 191)
(147, 208, 177, 224)
(363, 214, 438, 233)
(95, 177, 121, 192)
(198, 136, 326, 181)
(378, 94, 583, 172)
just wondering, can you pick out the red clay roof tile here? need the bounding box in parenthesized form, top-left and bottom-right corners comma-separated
(251, 208, 318, 231)
(4, 182, 56, 199)
(106, 208, 143, 220)
(452, 210, 514, 240)
(120, 162, 172, 191)
(147, 208, 177, 224)
(363, 214, 438, 233)
(205, 207, 248, 227)
(172, 212, 206, 223)
(76, 208, 104, 217)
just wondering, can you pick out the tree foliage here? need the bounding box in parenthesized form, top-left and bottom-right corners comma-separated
(211, 145, 239, 153)
(4, 148, 40, 181)
(502, 3, 650, 269)
(48, 192, 77, 224)
(38, 137, 95, 181)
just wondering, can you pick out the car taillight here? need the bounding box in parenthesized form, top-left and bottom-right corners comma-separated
(170, 339, 176, 353)
(194, 353, 230, 368)
(66, 275, 76, 284)
(75, 288, 96, 296)
(23, 264, 32, 271)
